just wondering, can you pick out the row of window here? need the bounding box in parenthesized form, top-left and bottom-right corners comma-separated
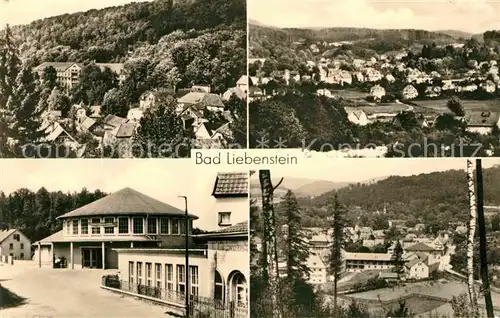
(65, 217, 190, 236)
(128, 262, 199, 297)
(9, 243, 24, 250)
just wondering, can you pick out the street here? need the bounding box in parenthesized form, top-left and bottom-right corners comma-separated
(0, 261, 176, 317)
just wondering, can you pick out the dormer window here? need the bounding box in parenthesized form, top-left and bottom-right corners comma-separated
(218, 212, 231, 226)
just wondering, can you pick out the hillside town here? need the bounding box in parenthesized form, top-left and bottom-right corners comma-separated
(249, 21, 500, 156)
(36, 61, 248, 157)
(0, 164, 249, 317)
(0, 0, 247, 158)
(250, 161, 500, 317)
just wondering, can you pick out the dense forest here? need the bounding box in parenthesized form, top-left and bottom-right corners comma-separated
(249, 24, 457, 62)
(0, 188, 107, 243)
(6, 0, 246, 94)
(278, 165, 500, 229)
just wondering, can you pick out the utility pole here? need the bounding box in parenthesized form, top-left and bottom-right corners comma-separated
(476, 159, 494, 318)
(178, 196, 190, 318)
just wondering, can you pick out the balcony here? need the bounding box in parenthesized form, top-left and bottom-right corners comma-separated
(101, 276, 248, 317)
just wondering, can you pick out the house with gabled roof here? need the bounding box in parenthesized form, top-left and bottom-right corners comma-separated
(177, 92, 225, 113)
(344, 107, 369, 126)
(464, 111, 500, 135)
(0, 229, 31, 261)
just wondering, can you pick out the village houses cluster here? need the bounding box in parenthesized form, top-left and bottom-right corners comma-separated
(34, 62, 248, 156)
(249, 40, 500, 135)
(254, 215, 468, 286)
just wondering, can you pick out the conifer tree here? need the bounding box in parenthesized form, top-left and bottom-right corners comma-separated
(8, 67, 46, 156)
(282, 190, 310, 282)
(328, 193, 346, 315)
(391, 240, 404, 276)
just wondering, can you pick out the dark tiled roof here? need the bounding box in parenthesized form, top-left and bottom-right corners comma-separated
(405, 242, 436, 252)
(212, 172, 248, 197)
(57, 188, 198, 219)
(103, 114, 127, 128)
(214, 221, 248, 234)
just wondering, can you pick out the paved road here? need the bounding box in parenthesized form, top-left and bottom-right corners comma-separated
(0, 261, 176, 318)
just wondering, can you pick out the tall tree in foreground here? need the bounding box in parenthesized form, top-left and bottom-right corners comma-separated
(476, 159, 494, 317)
(259, 170, 282, 318)
(8, 67, 46, 156)
(0, 24, 21, 156)
(466, 159, 480, 317)
(391, 240, 404, 277)
(328, 193, 346, 315)
(132, 97, 194, 158)
(283, 190, 310, 282)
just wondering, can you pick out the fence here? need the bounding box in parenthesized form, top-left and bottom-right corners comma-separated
(102, 276, 247, 318)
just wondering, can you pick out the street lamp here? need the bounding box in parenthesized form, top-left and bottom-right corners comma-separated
(178, 195, 190, 317)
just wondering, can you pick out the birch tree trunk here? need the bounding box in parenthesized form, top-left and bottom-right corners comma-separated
(466, 159, 478, 314)
(259, 170, 281, 318)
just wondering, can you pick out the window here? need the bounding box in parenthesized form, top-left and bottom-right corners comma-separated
(171, 219, 179, 235)
(177, 265, 185, 294)
(236, 275, 247, 306)
(147, 218, 157, 234)
(146, 263, 152, 287)
(165, 264, 174, 291)
(190, 266, 199, 296)
(155, 263, 162, 289)
(72, 220, 79, 235)
(20, 243, 24, 249)
(118, 217, 129, 234)
(104, 217, 115, 234)
(9, 243, 13, 250)
(13, 234, 19, 241)
(214, 271, 224, 300)
(160, 218, 169, 234)
(137, 262, 143, 285)
(129, 261, 134, 285)
(218, 212, 231, 226)
(81, 219, 89, 234)
(66, 221, 70, 234)
(91, 218, 101, 234)
(20, 253, 24, 259)
(179, 219, 186, 235)
(133, 218, 143, 234)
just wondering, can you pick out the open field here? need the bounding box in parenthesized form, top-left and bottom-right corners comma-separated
(0, 261, 175, 318)
(330, 89, 368, 100)
(413, 99, 500, 114)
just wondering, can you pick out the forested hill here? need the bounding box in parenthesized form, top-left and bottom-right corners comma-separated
(8, 0, 246, 65)
(292, 165, 500, 228)
(0, 188, 107, 243)
(250, 24, 456, 47)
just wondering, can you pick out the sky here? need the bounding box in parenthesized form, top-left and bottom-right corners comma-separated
(0, 159, 247, 230)
(251, 158, 500, 183)
(249, 0, 500, 34)
(0, 0, 153, 27)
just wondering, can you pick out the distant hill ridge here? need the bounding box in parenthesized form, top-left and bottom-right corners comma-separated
(249, 24, 456, 44)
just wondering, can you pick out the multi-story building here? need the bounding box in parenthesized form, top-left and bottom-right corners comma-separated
(307, 253, 328, 284)
(33, 187, 197, 269)
(109, 172, 249, 317)
(343, 252, 393, 273)
(0, 229, 31, 260)
(34, 62, 126, 94)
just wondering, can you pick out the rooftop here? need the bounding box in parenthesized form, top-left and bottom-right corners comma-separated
(57, 188, 198, 219)
(212, 172, 248, 198)
(0, 229, 17, 243)
(343, 252, 392, 261)
(35, 230, 161, 245)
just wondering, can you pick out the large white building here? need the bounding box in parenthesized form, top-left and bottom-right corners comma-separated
(111, 172, 249, 317)
(33, 188, 196, 269)
(343, 252, 393, 273)
(0, 229, 31, 260)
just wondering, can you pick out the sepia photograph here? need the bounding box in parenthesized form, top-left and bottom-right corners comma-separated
(0, 0, 247, 158)
(248, 0, 500, 158)
(0, 160, 249, 317)
(250, 159, 500, 317)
